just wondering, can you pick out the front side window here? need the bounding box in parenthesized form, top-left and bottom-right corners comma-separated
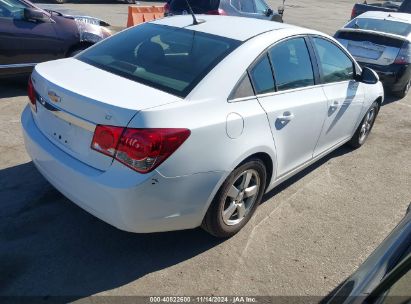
(312, 37, 354, 83)
(269, 38, 315, 91)
(249, 55, 275, 95)
(254, 0, 268, 14)
(78, 23, 241, 97)
(0, 0, 29, 19)
(238, 0, 255, 13)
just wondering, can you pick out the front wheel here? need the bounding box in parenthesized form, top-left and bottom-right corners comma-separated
(348, 101, 379, 149)
(202, 159, 267, 238)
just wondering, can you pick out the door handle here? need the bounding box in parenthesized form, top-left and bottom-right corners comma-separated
(277, 111, 295, 121)
(329, 101, 339, 110)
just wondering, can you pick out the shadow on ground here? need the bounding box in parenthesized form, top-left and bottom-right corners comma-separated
(0, 144, 355, 298)
(0, 79, 27, 99)
(0, 162, 223, 298)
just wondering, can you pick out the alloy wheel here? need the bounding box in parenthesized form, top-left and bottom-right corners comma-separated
(222, 169, 261, 226)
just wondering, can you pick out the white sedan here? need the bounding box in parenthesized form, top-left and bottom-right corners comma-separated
(22, 15, 384, 237)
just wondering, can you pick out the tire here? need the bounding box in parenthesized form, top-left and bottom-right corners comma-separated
(392, 80, 411, 99)
(202, 158, 267, 238)
(348, 101, 379, 149)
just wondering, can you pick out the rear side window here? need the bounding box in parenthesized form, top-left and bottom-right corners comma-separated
(170, 0, 219, 13)
(229, 73, 255, 100)
(249, 55, 275, 94)
(312, 37, 354, 83)
(78, 23, 241, 97)
(269, 38, 315, 91)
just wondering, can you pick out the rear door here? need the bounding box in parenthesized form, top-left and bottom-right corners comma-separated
(0, 0, 63, 73)
(310, 36, 365, 157)
(252, 37, 328, 177)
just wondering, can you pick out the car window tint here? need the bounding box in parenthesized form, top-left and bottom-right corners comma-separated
(229, 73, 255, 99)
(249, 55, 275, 94)
(78, 23, 241, 98)
(269, 38, 315, 91)
(239, 0, 255, 13)
(254, 0, 268, 14)
(231, 0, 240, 10)
(0, 0, 28, 18)
(345, 18, 411, 37)
(312, 37, 354, 83)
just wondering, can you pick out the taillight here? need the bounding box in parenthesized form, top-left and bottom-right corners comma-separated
(91, 126, 190, 173)
(206, 9, 227, 15)
(394, 43, 411, 64)
(351, 8, 356, 19)
(91, 125, 124, 157)
(28, 77, 37, 112)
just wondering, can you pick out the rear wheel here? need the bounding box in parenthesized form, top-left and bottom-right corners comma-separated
(202, 159, 267, 238)
(392, 79, 411, 99)
(348, 101, 379, 149)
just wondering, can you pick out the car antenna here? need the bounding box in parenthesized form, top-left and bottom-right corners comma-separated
(184, 0, 205, 25)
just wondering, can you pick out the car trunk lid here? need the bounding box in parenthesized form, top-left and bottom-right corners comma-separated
(31, 58, 181, 171)
(336, 29, 407, 65)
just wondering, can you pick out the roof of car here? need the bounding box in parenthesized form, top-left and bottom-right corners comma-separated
(151, 15, 299, 41)
(356, 11, 411, 24)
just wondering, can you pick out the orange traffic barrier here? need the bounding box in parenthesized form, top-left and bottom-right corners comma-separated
(127, 6, 165, 27)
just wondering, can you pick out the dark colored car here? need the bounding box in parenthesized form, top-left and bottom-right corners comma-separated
(325, 203, 411, 304)
(335, 12, 411, 98)
(164, 0, 284, 23)
(0, 0, 111, 78)
(351, 0, 411, 19)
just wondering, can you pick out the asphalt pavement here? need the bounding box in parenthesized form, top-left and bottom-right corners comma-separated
(0, 0, 410, 299)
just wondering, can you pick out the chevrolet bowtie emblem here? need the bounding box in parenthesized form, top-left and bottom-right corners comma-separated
(48, 91, 61, 103)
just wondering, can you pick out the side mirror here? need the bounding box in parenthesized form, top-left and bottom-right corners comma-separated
(278, 5, 285, 16)
(265, 8, 273, 16)
(24, 8, 50, 23)
(359, 67, 379, 84)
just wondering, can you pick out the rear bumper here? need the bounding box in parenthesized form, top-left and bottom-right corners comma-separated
(358, 62, 411, 92)
(21, 105, 225, 233)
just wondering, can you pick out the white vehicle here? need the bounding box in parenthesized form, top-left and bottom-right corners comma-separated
(22, 15, 384, 237)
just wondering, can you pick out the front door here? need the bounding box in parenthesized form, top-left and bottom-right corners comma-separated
(310, 36, 365, 157)
(250, 37, 328, 177)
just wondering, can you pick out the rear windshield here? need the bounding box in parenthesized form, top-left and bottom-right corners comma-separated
(346, 18, 411, 37)
(169, 0, 219, 13)
(78, 23, 240, 97)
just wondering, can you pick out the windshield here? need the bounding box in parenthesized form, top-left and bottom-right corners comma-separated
(78, 23, 241, 97)
(346, 18, 411, 37)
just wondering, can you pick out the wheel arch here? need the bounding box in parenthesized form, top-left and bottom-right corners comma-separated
(236, 152, 274, 192)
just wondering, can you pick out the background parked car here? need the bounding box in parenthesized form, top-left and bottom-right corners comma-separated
(335, 11, 411, 98)
(351, 0, 411, 19)
(164, 0, 284, 22)
(325, 203, 411, 304)
(0, 0, 111, 78)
